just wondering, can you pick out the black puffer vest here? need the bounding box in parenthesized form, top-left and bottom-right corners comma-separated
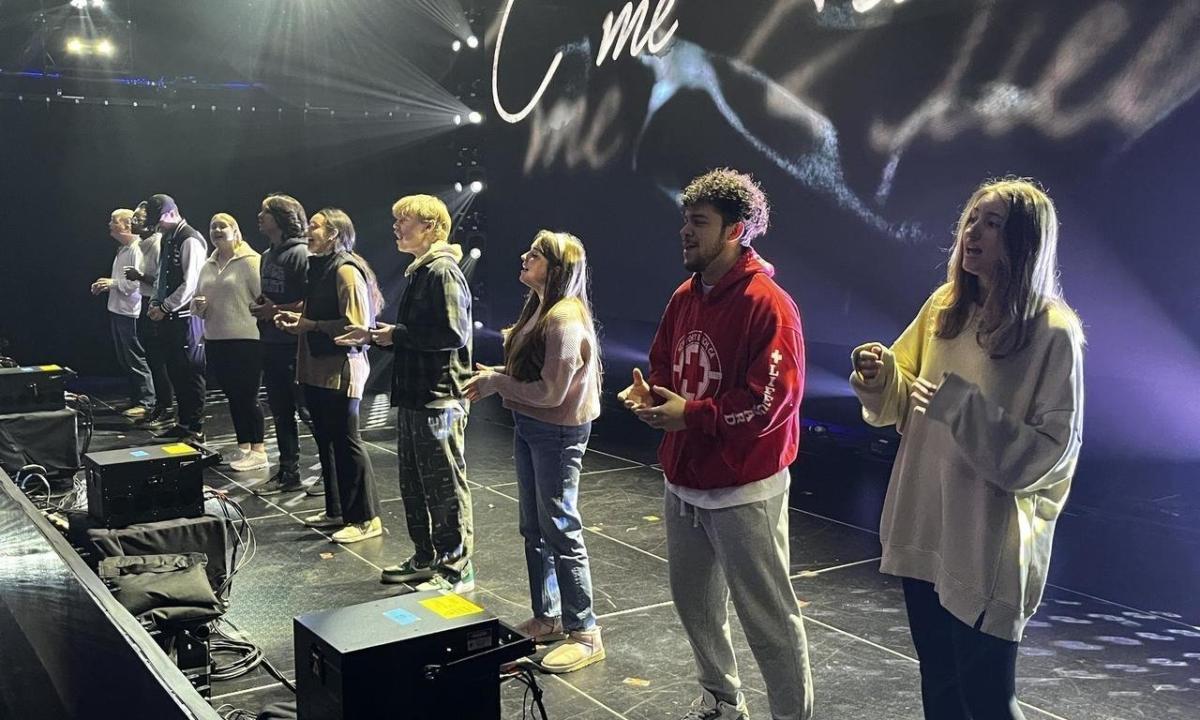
(304, 251, 367, 357)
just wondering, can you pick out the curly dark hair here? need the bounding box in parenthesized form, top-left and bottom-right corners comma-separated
(262, 193, 308, 240)
(680, 168, 770, 244)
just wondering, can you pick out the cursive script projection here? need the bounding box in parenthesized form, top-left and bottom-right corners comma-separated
(523, 84, 625, 173)
(870, 1, 1200, 199)
(596, 0, 678, 66)
(493, 0, 679, 124)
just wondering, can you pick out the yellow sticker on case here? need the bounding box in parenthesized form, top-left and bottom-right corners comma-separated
(160, 443, 197, 455)
(419, 594, 485, 619)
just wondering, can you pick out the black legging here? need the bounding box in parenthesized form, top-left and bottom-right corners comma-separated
(303, 384, 379, 524)
(903, 578, 1025, 720)
(206, 339, 264, 444)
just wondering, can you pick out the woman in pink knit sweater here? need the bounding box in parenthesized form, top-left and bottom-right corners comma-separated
(465, 230, 604, 674)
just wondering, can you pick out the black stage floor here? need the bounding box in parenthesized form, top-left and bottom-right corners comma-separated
(81, 389, 1199, 720)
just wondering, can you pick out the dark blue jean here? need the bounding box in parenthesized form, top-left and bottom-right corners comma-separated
(109, 312, 155, 407)
(513, 412, 595, 631)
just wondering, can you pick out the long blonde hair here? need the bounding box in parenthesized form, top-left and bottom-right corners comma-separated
(503, 230, 600, 384)
(937, 178, 1081, 357)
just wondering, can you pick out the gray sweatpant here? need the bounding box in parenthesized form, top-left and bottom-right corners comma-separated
(665, 488, 814, 720)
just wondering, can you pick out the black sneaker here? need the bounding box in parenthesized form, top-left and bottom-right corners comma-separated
(380, 556, 436, 584)
(141, 406, 174, 425)
(305, 478, 326, 497)
(153, 424, 191, 440)
(255, 470, 303, 496)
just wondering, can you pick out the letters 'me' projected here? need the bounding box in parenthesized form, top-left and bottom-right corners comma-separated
(492, 0, 911, 125)
(492, 0, 680, 124)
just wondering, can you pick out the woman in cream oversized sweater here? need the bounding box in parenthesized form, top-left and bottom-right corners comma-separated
(191, 214, 265, 472)
(851, 178, 1084, 720)
(465, 230, 604, 674)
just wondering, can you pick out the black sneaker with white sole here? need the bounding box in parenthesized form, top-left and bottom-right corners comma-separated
(380, 556, 436, 584)
(153, 424, 191, 440)
(255, 470, 303, 496)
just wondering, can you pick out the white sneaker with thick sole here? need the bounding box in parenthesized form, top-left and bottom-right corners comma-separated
(230, 450, 269, 472)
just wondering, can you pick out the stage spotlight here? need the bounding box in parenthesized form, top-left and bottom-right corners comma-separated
(453, 114, 462, 125)
(96, 39, 114, 56)
(473, 321, 484, 330)
(452, 40, 462, 52)
(466, 35, 479, 49)
(469, 180, 484, 193)
(469, 247, 482, 260)
(70, 0, 87, 8)
(467, 111, 483, 125)
(454, 182, 464, 193)
(65, 37, 84, 54)
(91, 0, 105, 6)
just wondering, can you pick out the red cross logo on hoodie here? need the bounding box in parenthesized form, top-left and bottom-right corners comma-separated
(673, 330, 723, 400)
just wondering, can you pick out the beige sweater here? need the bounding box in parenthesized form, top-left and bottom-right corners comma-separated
(193, 244, 261, 341)
(851, 286, 1084, 641)
(475, 302, 601, 427)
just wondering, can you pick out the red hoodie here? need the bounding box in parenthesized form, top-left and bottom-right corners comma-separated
(648, 248, 805, 490)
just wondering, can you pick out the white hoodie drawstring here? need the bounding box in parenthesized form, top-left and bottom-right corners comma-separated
(677, 496, 700, 528)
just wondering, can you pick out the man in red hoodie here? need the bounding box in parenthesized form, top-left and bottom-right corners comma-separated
(620, 168, 813, 720)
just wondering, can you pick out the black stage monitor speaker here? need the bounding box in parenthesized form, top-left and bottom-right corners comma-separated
(294, 590, 533, 720)
(84, 443, 209, 528)
(0, 364, 75, 413)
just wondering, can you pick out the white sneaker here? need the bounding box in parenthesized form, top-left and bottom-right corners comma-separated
(302, 511, 344, 528)
(221, 447, 247, 465)
(230, 450, 269, 472)
(680, 690, 749, 720)
(330, 517, 383, 544)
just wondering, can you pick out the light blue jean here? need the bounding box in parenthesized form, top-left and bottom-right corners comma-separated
(513, 412, 596, 631)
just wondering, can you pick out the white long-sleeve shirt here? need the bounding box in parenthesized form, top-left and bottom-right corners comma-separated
(107, 242, 143, 317)
(851, 286, 1085, 641)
